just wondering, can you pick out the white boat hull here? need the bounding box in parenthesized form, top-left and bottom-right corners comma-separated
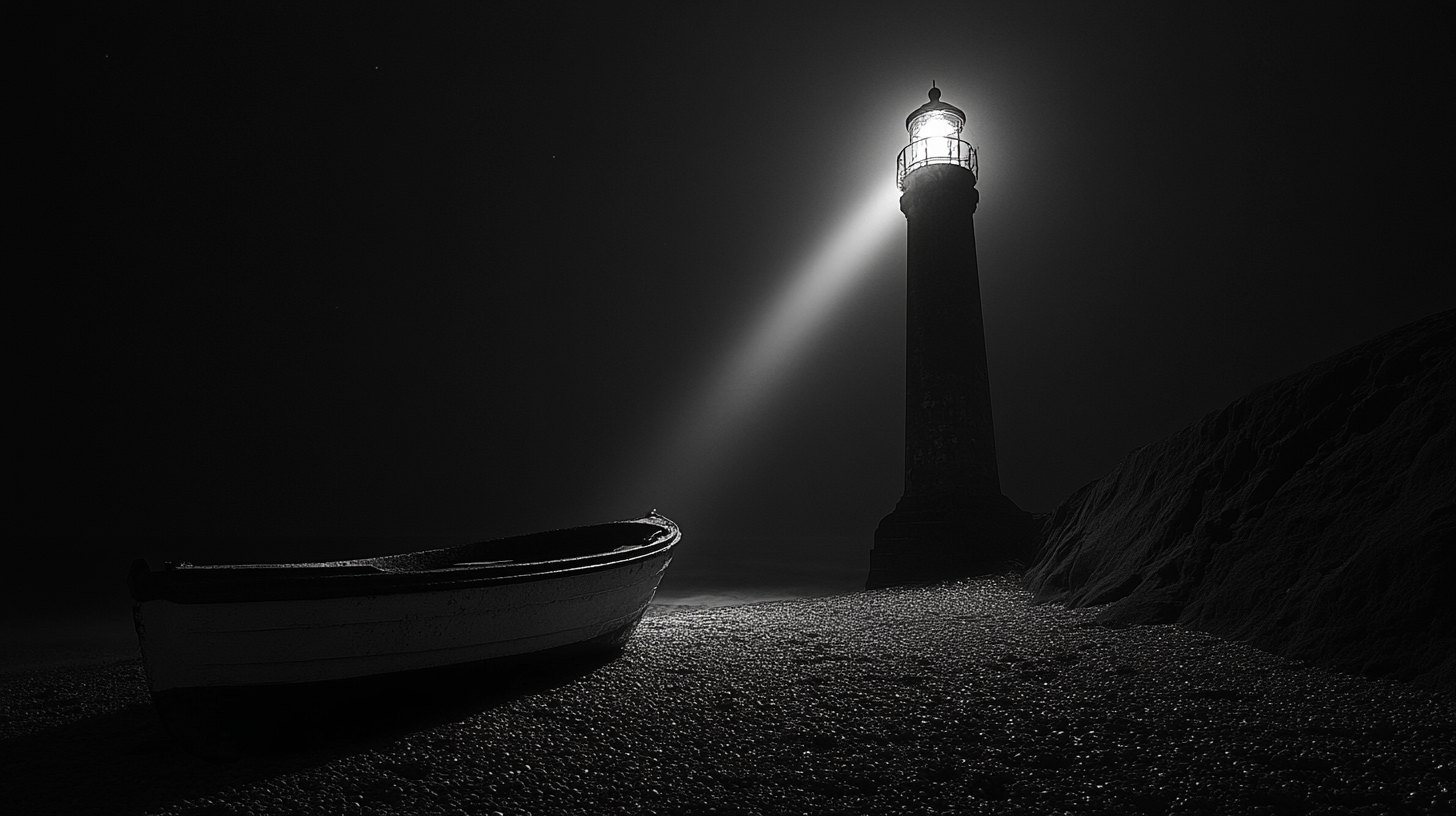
(135, 550, 670, 693)
(130, 514, 680, 701)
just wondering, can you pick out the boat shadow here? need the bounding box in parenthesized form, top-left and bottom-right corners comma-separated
(159, 646, 626, 759)
(2, 651, 620, 815)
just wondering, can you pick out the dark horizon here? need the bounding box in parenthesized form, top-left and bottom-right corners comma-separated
(11, 3, 1448, 630)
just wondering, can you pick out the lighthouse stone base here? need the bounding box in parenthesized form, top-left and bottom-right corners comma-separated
(867, 492, 1037, 589)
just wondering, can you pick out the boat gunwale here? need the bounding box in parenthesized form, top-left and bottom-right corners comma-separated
(131, 516, 680, 605)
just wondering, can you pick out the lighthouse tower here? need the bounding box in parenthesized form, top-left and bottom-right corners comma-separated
(867, 86, 1034, 589)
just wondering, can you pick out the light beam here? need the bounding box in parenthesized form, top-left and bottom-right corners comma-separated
(616, 181, 903, 518)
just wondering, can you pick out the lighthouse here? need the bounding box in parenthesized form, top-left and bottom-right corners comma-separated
(867, 86, 1034, 589)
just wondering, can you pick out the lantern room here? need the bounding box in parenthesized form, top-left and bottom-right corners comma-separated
(897, 86, 977, 190)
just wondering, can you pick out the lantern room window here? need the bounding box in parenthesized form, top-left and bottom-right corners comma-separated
(908, 109, 961, 142)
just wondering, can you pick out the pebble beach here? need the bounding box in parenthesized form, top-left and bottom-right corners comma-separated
(3, 576, 1453, 815)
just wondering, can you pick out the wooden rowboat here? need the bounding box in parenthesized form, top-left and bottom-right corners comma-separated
(129, 513, 679, 711)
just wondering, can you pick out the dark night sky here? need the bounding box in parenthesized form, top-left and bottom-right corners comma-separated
(12, 3, 1448, 621)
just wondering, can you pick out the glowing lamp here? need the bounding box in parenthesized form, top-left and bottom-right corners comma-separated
(897, 86, 977, 189)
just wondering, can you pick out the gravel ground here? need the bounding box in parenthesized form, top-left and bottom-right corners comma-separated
(2, 576, 1453, 815)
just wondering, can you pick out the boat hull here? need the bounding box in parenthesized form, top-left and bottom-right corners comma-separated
(131, 515, 679, 696)
(135, 549, 669, 693)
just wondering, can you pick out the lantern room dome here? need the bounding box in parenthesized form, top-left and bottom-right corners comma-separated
(905, 86, 965, 132)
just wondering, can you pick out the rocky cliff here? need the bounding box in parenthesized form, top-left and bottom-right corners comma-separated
(1025, 309, 1455, 693)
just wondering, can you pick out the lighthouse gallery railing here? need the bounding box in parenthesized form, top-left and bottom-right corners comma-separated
(897, 137, 977, 190)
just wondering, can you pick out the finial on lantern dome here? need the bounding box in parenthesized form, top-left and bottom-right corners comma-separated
(929, 85, 941, 102)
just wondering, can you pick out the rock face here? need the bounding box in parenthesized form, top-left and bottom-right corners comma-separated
(1025, 309, 1455, 693)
